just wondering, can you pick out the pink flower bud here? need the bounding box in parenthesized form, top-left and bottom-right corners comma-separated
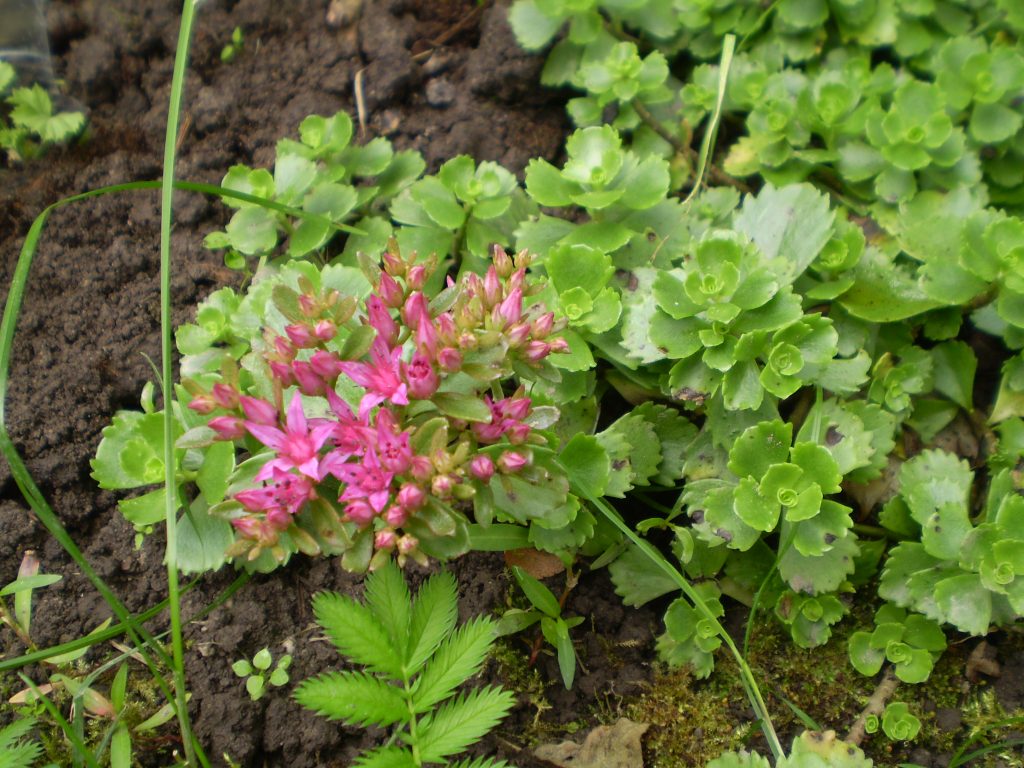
(509, 267, 527, 292)
(458, 332, 478, 350)
(366, 295, 399, 348)
(403, 353, 440, 399)
(548, 337, 569, 354)
(209, 415, 246, 441)
(378, 273, 405, 308)
(188, 394, 216, 414)
(397, 534, 418, 555)
(240, 396, 279, 426)
(503, 397, 532, 421)
(493, 245, 513, 278)
(382, 249, 406, 276)
(375, 529, 397, 550)
(285, 324, 315, 348)
(273, 336, 296, 359)
(411, 455, 434, 482)
(506, 322, 531, 347)
(407, 265, 427, 290)
(211, 383, 239, 410)
(437, 347, 462, 372)
(292, 361, 326, 396)
(397, 483, 426, 510)
(314, 320, 337, 341)
(265, 507, 292, 531)
(469, 455, 495, 482)
(310, 350, 345, 380)
(402, 292, 430, 331)
(464, 272, 484, 300)
(231, 516, 263, 539)
(436, 313, 457, 343)
(385, 505, 407, 527)
(531, 312, 555, 339)
(298, 294, 318, 317)
(524, 340, 551, 363)
(506, 422, 531, 444)
(431, 474, 455, 498)
(269, 361, 295, 386)
(497, 451, 529, 473)
(343, 500, 375, 527)
(498, 288, 523, 325)
(483, 266, 502, 307)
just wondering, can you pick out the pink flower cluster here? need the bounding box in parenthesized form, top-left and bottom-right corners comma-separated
(187, 245, 567, 565)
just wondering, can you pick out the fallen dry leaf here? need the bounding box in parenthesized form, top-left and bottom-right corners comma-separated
(534, 717, 649, 768)
(504, 548, 565, 579)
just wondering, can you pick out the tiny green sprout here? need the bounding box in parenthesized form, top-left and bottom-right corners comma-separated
(220, 26, 244, 63)
(498, 566, 583, 689)
(0, 551, 62, 649)
(881, 702, 921, 742)
(232, 647, 292, 701)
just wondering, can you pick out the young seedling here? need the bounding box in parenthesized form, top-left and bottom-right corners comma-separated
(0, 551, 62, 649)
(232, 647, 292, 701)
(220, 27, 244, 63)
(295, 561, 515, 767)
(497, 566, 583, 689)
(0, 61, 86, 162)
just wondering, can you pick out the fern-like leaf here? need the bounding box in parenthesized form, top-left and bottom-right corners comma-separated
(352, 746, 418, 768)
(406, 570, 458, 676)
(366, 561, 411, 663)
(416, 686, 516, 763)
(293, 671, 407, 728)
(411, 615, 496, 713)
(313, 591, 403, 677)
(0, 717, 41, 768)
(448, 757, 511, 768)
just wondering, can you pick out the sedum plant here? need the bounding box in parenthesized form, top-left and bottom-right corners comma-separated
(707, 730, 874, 768)
(294, 562, 515, 768)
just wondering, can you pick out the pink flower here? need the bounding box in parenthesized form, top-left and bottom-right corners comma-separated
(233, 467, 316, 531)
(245, 394, 335, 481)
(469, 455, 495, 482)
(403, 353, 439, 399)
(366, 295, 399, 348)
(339, 337, 410, 418)
(335, 449, 394, 512)
(240, 396, 278, 426)
(416, 316, 438, 358)
(375, 408, 413, 474)
(209, 415, 246, 440)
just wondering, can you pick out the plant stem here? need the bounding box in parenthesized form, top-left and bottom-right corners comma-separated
(161, 1, 205, 764)
(846, 665, 898, 746)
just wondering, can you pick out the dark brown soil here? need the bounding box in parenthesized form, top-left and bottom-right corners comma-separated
(1, 1, 1022, 767)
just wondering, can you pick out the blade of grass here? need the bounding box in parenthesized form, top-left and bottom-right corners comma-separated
(161, 3, 203, 764)
(18, 674, 100, 768)
(681, 33, 736, 206)
(576, 487, 783, 760)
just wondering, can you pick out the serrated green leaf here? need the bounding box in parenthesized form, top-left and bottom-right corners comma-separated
(294, 671, 407, 727)
(406, 570, 458, 676)
(365, 561, 412, 662)
(412, 616, 497, 713)
(312, 591, 403, 677)
(417, 686, 516, 762)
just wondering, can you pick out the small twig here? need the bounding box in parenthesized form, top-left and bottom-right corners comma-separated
(846, 666, 899, 746)
(411, 1, 488, 62)
(354, 68, 367, 139)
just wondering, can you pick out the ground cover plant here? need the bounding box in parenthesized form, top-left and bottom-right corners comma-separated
(1, 0, 1024, 766)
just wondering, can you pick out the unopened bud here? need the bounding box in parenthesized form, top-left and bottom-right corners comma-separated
(410, 455, 433, 482)
(493, 245, 513, 278)
(397, 534, 418, 555)
(382, 248, 405, 276)
(548, 337, 569, 354)
(297, 293, 318, 317)
(469, 455, 495, 482)
(209, 415, 246, 441)
(378, 273, 405, 308)
(397, 483, 426, 510)
(314, 320, 337, 341)
(240, 396, 278, 426)
(497, 288, 523, 326)
(407, 264, 427, 291)
(431, 474, 455, 498)
(497, 451, 529, 473)
(531, 312, 555, 339)
(188, 394, 216, 414)
(506, 322, 531, 347)
(437, 347, 462, 372)
(524, 340, 551, 363)
(344, 500, 375, 527)
(375, 530, 397, 550)
(385, 505, 407, 527)
(211, 383, 239, 410)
